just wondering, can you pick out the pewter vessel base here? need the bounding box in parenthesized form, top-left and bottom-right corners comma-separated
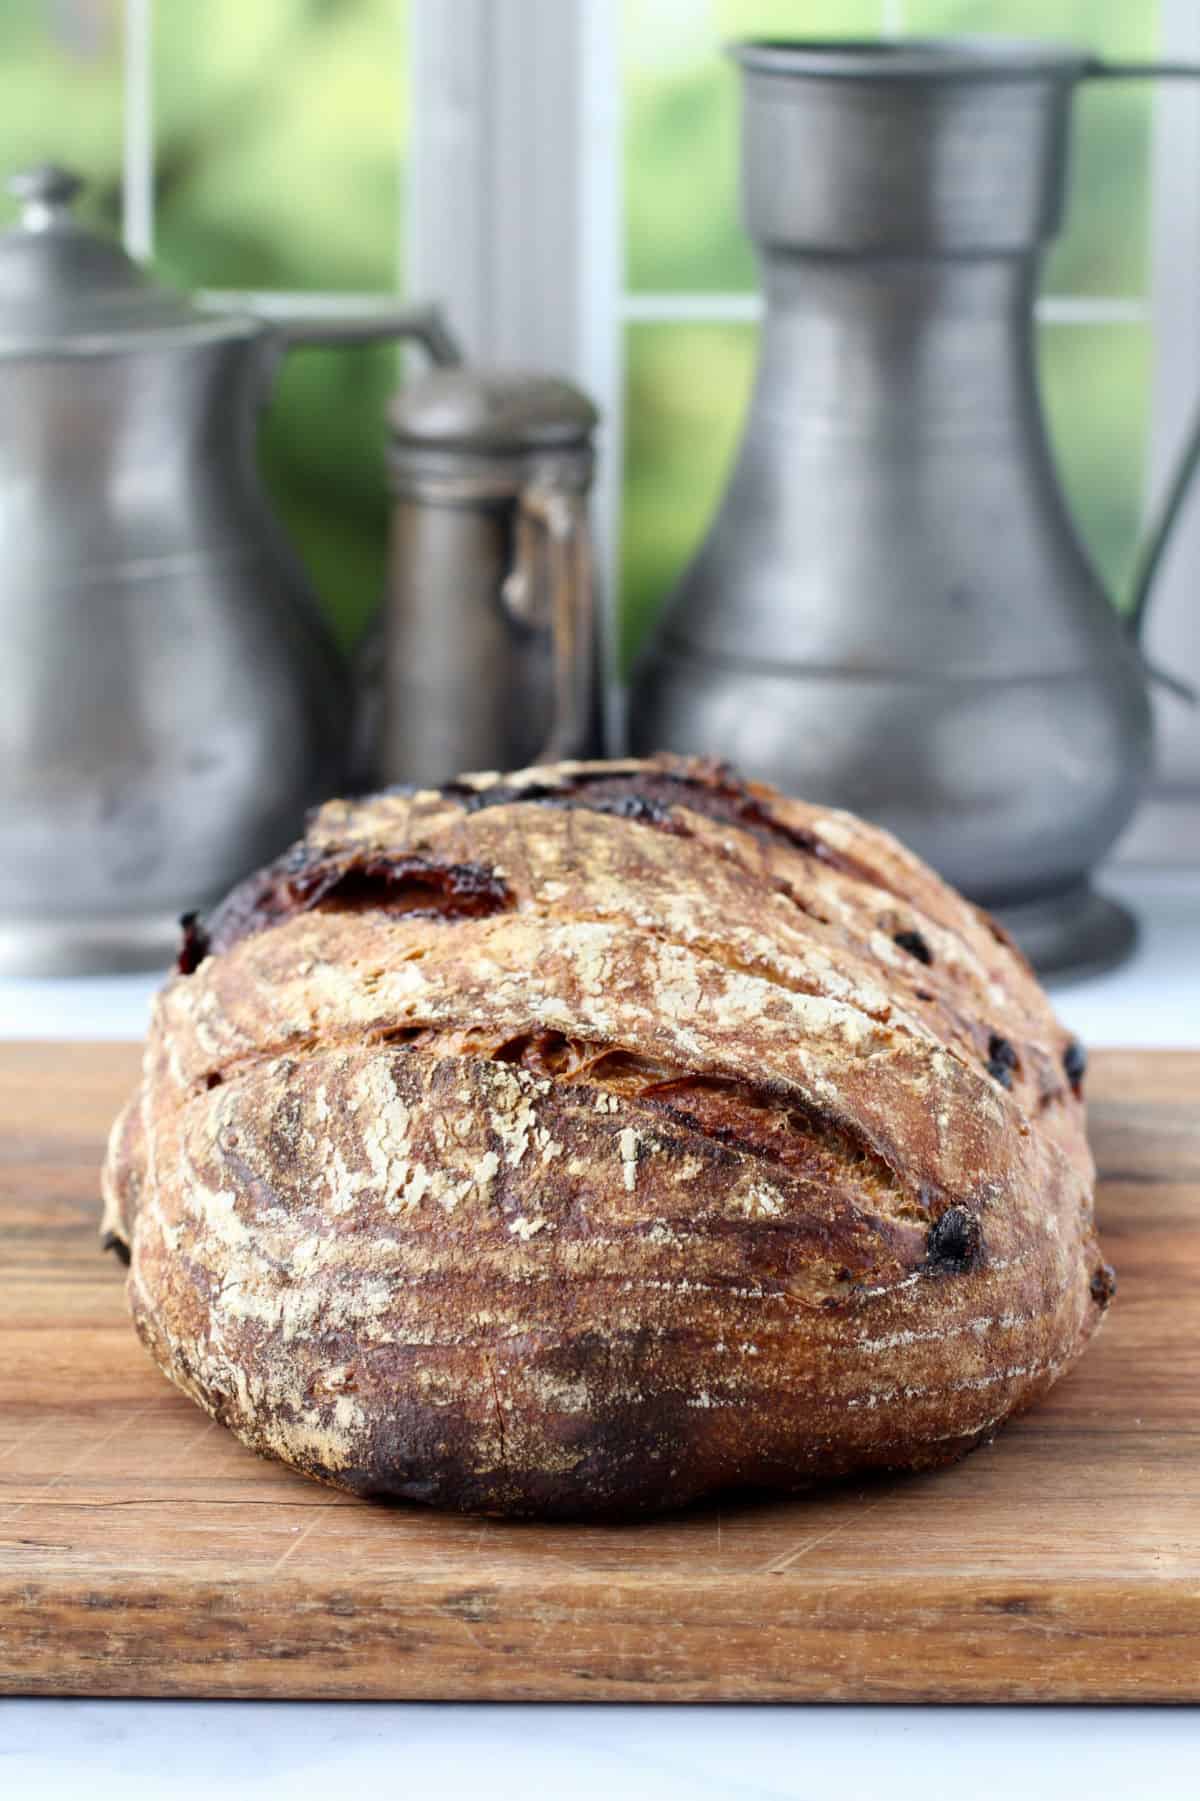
(991, 885, 1137, 985)
(0, 915, 177, 978)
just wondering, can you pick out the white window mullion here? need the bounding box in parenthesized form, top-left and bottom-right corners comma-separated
(198, 290, 402, 317)
(406, 0, 493, 355)
(577, 0, 625, 740)
(622, 292, 1151, 327)
(1117, 0, 1200, 864)
(623, 291, 761, 325)
(121, 0, 154, 262)
(406, 0, 624, 734)
(408, 0, 599, 374)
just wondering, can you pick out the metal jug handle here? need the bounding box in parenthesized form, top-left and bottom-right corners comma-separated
(1085, 60, 1200, 82)
(1126, 416, 1200, 702)
(1083, 58, 1200, 701)
(265, 299, 462, 368)
(249, 296, 461, 417)
(509, 485, 596, 764)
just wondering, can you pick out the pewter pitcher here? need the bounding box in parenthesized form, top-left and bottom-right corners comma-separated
(0, 165, 459, 975)
(628, 40, 1200, 979)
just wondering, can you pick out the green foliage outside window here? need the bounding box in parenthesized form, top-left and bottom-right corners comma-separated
(0, 0, 405, 652)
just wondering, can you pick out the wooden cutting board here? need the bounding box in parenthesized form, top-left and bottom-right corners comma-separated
(2, 1041, 1198, 1703)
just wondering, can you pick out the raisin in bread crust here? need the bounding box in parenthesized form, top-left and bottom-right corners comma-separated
(101, 756, 1110, 1518)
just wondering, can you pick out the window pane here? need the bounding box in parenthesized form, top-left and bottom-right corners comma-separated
(621, 322, 756, 667)
(0, 3, 407, 651)
(153, 0, 410, 650)
(0, 1, 123, 236)
(904, 0, 1159, 297)
(261, 340, 402, 650)
(1037, 321, 1151, 609)
(154, 0, 406, 293)
(624, 0, 881, 294)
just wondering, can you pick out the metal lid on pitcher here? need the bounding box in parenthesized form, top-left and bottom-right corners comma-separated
(389, 369, 598, 453)
(388, 368, 598, 499)
(0, 163, 250, 354)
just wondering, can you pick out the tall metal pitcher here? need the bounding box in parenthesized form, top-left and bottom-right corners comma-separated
(628, 40, 1200, 978)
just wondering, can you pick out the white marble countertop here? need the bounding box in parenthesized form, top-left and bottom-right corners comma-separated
(4, 1698, 1200, 1799)
(4, 864, 1199, 1794)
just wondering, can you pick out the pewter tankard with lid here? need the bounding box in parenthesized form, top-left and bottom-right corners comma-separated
(0, 164, 459, 974)
(629, 40, 1200, 978)
(382, 370, 601, 786)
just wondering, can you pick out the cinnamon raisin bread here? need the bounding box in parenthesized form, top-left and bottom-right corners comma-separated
(100, 756, 1111, 1518)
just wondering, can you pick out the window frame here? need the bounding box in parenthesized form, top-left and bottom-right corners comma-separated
(1130, 0, 1200, 864)
(116, 0, 1200, 861)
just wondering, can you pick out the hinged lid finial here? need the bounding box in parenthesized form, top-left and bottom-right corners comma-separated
(0, 158, 230, 351)
(7, 163, 85, 227)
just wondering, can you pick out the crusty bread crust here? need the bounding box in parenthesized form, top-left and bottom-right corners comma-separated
(101, 756, 1111, 1517)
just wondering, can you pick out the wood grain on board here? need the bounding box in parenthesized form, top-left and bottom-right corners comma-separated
(1, 1041, 1197, 1702)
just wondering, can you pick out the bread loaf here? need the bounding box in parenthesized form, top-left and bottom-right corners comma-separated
(101, 756, 1111, 1518)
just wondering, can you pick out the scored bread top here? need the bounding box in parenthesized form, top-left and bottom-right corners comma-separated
(102, 755, 1108, 1517)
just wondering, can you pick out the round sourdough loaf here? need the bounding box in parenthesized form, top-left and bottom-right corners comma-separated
(101, 756, 1112, 1518)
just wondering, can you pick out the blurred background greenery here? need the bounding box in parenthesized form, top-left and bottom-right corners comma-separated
(0, 0, 406, 651)
(0, 0, 1162, 672)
